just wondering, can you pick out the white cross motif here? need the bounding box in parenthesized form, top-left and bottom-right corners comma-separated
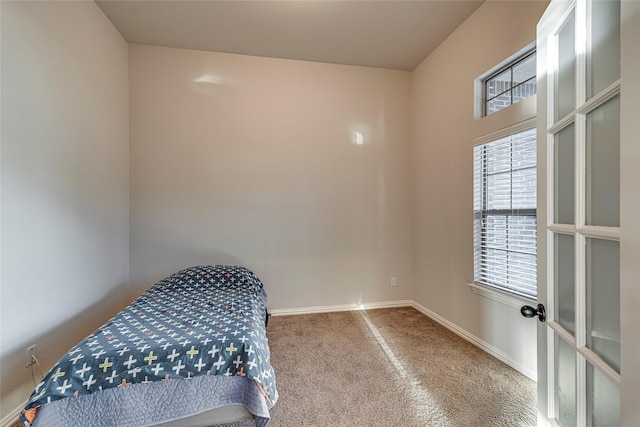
(56, 379, 73, 394)
(117, 347, 130, 356)
(167, 349, 181, 362)
(128, 367, 142, 378)
(69, 353, 85, 364)
(68, 348, 82, 356)
(123, 355, 137, 369)
(92, 349, 106, 359)
(212, 356, 225, 371)
(106, 370, 118, 384)
(83, 375, 97, 390)
(233, 355, 243, 369)
(75, 363, 91, 378)
(247, 359, 257, 370)
(194, 358, 207, 372)
(208, 346, 220, 357)
(151, 363, 164, 376)
(172, 360, 186, 375)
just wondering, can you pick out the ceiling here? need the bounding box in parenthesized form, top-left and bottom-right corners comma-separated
(95, 0, 484, 71)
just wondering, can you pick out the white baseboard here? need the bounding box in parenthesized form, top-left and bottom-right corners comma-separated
(1, 400, 25, 427)
(411, 301, 537, 381)
(268, 300, 413, 317)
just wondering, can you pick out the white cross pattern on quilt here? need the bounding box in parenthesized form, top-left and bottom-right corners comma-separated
(24, 265, 276, 413)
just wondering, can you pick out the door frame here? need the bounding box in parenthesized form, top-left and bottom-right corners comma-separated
(619, 1, 640, 425)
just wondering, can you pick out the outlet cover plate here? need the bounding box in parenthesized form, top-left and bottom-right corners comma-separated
(26, 345, 36, 367)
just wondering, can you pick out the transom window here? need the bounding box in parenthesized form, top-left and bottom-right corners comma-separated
(484, 50, 537, 116)
(473, 127, 537, 299)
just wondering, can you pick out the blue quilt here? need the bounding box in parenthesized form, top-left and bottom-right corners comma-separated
(21, 265, 277, 425)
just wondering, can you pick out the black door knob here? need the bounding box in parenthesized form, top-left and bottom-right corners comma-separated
(521, 304, 546, 322)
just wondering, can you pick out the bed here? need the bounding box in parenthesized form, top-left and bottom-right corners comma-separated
(20, 265, 278, 427)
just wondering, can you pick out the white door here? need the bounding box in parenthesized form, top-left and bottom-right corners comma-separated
(534, 0, 640, 426)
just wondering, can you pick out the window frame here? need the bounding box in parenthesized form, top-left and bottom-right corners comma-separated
(474, 42, 537, 119)
(484, 50, 537, 116)
(472, 118, 538, 302)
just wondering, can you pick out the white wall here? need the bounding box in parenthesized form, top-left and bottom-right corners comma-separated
(0, 0, 129, 418)
(411, 0, 549, 378)
(129, 45, 413, 310)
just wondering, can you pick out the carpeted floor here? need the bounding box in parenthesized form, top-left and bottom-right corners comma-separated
(8, 307, 535, 427)
(266, 307, 536, 427)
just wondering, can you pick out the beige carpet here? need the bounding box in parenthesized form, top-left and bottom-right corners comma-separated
(266, 307, 536, 427)
(8, 307, 535, 427)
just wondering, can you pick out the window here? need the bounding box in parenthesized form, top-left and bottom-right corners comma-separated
(473, 127, 537, 299)
(484, 50, 537, 116)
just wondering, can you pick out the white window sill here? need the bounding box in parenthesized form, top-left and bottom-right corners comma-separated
(467, 282, 536, 309)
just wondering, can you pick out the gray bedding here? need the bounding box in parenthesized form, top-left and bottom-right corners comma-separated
(31, 374, 270, 427)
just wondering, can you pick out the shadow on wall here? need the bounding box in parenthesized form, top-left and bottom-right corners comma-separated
(0, 281, 137, 414)
(128, 242, 246, 297)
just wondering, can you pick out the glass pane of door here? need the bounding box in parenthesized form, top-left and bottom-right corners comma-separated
(586, 238, 620, 372)
(587, 0, 620, 99)
(586, 96, 620, 227)
(555, 233, 575, 335)
(556, 9, 576, 121)
(556, 334, 577, 426)
(587, 362, 620, 426)
(554, 124, 575, 224)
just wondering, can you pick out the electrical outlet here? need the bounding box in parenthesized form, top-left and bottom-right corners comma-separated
(26, 344, 36, 367)
(390, 277, 397, 287)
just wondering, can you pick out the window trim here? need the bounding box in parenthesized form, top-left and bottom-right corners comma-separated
(467, 281, 535, 308)
(473, 117, 537, 146)
(473, 118, 538, 301)
(474, 41, 536, 120)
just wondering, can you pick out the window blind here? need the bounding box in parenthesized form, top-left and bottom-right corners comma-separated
(473, 128, 537, 299)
